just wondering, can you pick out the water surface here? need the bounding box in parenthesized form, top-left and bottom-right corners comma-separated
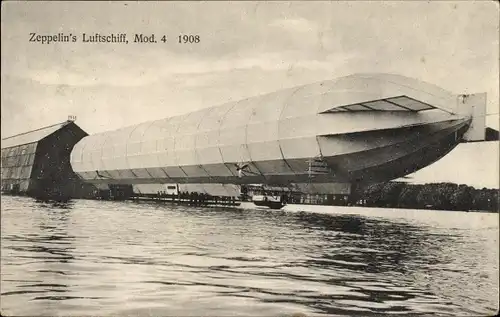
(1, 196, 498, 316)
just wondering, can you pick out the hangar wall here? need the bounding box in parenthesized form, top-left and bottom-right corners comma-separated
(1, 121, 93, 199)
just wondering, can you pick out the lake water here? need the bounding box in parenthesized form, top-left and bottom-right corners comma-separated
(1, 195, 498, 316)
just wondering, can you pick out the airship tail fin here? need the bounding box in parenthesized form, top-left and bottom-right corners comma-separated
(456, 92, 488, 142)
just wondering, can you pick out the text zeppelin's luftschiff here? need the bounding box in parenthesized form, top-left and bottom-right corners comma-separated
(67, 73, 487, 195)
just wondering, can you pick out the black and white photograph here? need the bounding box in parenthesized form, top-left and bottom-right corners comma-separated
(1, 1, 499, 316)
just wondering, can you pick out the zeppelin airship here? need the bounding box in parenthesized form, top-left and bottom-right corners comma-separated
(69, 73, 487, 195)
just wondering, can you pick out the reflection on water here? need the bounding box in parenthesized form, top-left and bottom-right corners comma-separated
(1, 196, 498, 316)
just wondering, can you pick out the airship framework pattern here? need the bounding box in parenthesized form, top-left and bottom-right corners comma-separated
(69, 73, 488, 194)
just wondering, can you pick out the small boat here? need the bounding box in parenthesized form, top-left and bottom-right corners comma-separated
(252, 194, 286, 209)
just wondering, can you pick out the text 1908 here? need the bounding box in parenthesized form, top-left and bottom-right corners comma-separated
(178, 35, 200, 44)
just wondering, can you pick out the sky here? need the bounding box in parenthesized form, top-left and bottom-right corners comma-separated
(1, 1, 499, 188)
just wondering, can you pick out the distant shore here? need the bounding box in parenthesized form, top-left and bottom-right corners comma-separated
(350, 182, 498, 213)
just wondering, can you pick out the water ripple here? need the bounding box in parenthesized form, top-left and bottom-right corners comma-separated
(1, 196, 498, 316)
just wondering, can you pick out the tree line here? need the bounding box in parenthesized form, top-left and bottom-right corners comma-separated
(353, 182, 499, 212)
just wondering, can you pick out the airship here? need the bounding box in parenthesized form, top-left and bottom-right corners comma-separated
(69, 73, 488, 198)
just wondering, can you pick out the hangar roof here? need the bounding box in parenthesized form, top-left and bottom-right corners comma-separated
(1, 121, 77, 149)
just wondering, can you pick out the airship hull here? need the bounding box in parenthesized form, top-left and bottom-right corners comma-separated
(69, 73, 484, 189)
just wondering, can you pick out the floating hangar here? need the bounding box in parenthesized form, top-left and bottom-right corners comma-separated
(66, 73, 492, 195)
(0, 120, 94, 199)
